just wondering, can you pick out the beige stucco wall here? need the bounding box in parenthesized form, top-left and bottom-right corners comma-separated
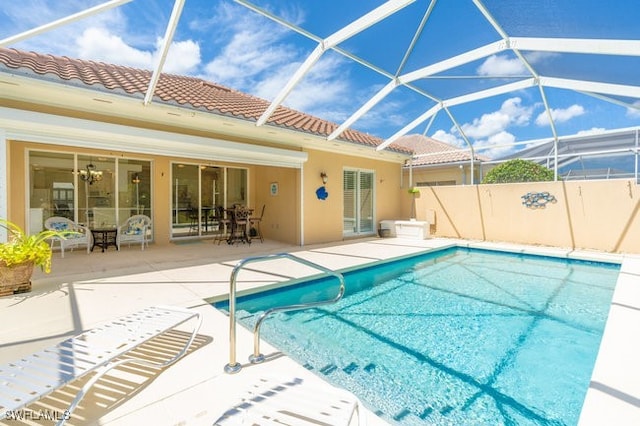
(410, 179, 640, 253)
(302, 148, 403, 245)
(251, 165, 300, 244)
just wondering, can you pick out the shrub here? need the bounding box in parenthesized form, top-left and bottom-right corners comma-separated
(482, 159, 554, 184)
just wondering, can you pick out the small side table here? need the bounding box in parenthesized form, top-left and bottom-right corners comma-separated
(91, 228, 118, 252)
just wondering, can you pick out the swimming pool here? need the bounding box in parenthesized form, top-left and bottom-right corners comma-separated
(214, 247, 620, 425)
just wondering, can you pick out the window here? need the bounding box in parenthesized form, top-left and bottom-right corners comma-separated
(28, 150, 152, 233)
(171, 163, 247, 238)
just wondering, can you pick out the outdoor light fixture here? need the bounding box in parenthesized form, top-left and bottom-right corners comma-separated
(131, 174, 141, 184)
(320, 172, 328, 184)
(78, 162, 103, 185)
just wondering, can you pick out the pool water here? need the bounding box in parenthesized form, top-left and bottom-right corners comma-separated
(215, 248, 620, 425)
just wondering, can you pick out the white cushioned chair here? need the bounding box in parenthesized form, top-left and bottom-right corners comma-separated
(117, 214, 152, 250)
(44, 216, 92, 258)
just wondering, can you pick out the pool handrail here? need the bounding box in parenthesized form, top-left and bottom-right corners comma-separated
(224, 252, 345, 374)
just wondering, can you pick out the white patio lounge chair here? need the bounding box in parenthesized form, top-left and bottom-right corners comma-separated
(44, 216, 92, 257)
(214, 376, 363, 426)
(0, 305, 202, 426)
(117, 214, 152, 250)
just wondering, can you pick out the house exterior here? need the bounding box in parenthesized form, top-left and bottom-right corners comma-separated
(0, 47, 413, 246)
(395, 134, 490, 186)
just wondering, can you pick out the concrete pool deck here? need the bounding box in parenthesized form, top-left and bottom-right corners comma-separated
(0, 237, 638, 425)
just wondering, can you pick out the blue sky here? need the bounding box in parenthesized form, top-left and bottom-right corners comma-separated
(2, 0, 640, 158)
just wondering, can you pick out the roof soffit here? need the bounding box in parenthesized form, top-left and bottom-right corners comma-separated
(0, 106, 309, 168)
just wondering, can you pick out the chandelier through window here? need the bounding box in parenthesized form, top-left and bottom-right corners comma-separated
(79, 162, 103, 185)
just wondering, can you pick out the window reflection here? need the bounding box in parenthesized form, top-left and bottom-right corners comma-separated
(28, 151, 152, 235)
(171, 163, 247, 238)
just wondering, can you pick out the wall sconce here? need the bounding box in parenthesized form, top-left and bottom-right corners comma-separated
(320, 172, 328, 184)
(78, 162, 103, 185)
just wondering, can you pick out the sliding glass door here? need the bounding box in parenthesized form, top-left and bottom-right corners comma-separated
(171, 163, 246, 238)
(28, 150, 152, 234)
(343, 169, 375, 236)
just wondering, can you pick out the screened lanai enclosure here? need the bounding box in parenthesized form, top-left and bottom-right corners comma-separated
(496, 127, 640, 181)
(1, 0, 639, 178)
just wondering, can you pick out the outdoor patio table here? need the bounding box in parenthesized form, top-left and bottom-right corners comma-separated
(90, 227, 119, 252)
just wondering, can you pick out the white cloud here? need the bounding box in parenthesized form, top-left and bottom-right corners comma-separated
(460, 110, 510, 139)
(202, 28, 352, 116)
(576, 127, 606, 136)
(76, 27, 153, 68)
(286, 56, 350, 112)
(4, 2, 127, 57)
(473, 131, 517, 158)
(477, 52, 557, 76)
(429, 129, 515, 159)
(4, 1, 201, 75)
(200, 3, 361, 120)
(203, 27, 296, 88)
(501, 97, 533, 126)
(460, 97, 532, 139)
(535, 104, 584, 126)
(430, 97, 535, 159)
(431, 130, 466, 149)
(344, 97, 409, 136)
(201, 3, 298, 89)
(477, 54, 527, 76)
(522, 51, 558, 64)
(626, 101, 640, 119)
(161, 39, 201, 75)
(75, 28, 201, 75)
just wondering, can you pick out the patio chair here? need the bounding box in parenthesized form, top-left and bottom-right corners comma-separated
(44, 216, 92, 258)
(213, 206, 232, 245)
(249, 204, 265, 243)
(0, 305, 202, 426)
(229, 205, 251, 244)
(188, 207, 199, 235)
(214, 376, 362, 425)
(117, 214, 152, 250)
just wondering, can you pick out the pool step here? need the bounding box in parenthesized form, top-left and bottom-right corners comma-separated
(257, 312, 433, 425)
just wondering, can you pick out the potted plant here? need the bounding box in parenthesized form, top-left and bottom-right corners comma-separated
(0, 219, 67, 296)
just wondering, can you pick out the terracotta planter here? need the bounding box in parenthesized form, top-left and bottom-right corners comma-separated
(0, 261, 34, 296)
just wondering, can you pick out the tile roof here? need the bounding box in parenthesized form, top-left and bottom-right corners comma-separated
(394, 134, 490, 166)
(0, 47, 411, 155)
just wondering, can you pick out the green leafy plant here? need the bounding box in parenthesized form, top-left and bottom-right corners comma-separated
(0, 219, 68, 273)
(482, 159, 554, 184)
